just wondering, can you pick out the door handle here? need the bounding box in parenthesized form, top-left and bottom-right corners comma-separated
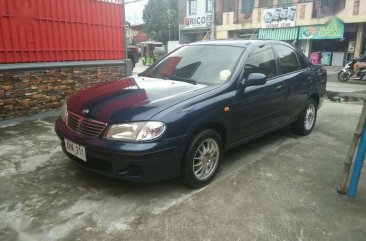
(275, 85, 283, 92)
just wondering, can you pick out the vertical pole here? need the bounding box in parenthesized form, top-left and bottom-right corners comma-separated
(210, 0, 215, 40)
(122, 0, 127, 59)
(168, 4, 172, 41)
(354, 23, 364, 58)
(122, 0, 132, 76)
(168, 8, 171, 41)
(347, 123, 366, 198)
(338, 101, 366, 194)
(168, 24, 171, 41)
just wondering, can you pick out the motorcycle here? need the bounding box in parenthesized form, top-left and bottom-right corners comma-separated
(338, 58, 366, 82)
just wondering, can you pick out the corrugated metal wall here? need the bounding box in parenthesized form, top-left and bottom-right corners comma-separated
(0, 0, 125, 63)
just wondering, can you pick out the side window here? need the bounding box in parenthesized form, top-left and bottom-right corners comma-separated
(297, 51, 309, 69)
(244, 45, 278, 79)
(274, 44, 300, 74)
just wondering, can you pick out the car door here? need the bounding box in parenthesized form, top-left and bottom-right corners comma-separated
(229, 44, 287, 143)
(273, 44, 312, 122)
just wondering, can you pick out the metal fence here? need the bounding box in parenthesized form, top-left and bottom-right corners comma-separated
(0, 0, 125, 63)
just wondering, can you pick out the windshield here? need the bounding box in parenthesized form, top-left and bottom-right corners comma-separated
(141, 45, 245, 85)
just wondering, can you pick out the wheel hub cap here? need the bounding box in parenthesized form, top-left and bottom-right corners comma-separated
(193, 138, 219, 181)
(304, 104, 315, 131)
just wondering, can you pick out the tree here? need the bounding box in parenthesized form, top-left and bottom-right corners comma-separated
(143, 0, 179, 44)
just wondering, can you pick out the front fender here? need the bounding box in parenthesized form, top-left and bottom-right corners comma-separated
(185, 114, 231, 142)
(152, 90, 235, 146)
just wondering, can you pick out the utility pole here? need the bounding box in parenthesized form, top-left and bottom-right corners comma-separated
(122, 0, 128, 58)
(168, 8, 171, 41)
(210, 0, 215, 40)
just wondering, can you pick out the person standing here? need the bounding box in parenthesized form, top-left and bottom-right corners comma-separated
(352, 51, 366, 77)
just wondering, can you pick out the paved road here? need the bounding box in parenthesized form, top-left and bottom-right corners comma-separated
(327, 71, 366, 93)
(1, 63, 366, 241)
(132, 61, 149, 75)
(1, 100, 366, 241)
(0, 67, 366, 241)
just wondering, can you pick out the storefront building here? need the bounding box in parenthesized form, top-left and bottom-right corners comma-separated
(299, 18, 345, 65)
(215, 0, 366, 66)
(179, 0, 214, 44)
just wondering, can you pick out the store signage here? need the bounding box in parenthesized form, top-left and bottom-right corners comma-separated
(299, 18, 344, 40)
(184, 15, 212, 28)
(262, 6, 296, 29)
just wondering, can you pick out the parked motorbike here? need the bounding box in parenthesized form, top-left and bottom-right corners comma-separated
(338, 58, 366, 82)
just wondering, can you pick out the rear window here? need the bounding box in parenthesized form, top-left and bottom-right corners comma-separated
(274, 44, 300, 74)
(297, 51, 310, 69)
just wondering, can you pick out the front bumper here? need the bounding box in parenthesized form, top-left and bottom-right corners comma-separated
(55, 118, 188, 182)
(318, 95, 325, 109)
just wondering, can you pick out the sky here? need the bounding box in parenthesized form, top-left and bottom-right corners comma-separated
(125, 0, 149, 25)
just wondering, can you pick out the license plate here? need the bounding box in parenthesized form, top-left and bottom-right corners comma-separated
(64, 138, 87, 162)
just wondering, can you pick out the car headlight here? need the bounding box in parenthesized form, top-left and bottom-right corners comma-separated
(105, 121, 166, 141)
(60, 102, 68, 123)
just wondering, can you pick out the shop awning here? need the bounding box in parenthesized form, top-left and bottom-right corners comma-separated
(258, 27, 299, 41)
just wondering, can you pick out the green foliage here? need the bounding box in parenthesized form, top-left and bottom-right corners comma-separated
(143, 0, 179, 44)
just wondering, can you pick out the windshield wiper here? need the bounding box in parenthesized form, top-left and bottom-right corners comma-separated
(140, 73, 165, 79)
(169, 75, 197, 85)
(140, 73, 197, 85)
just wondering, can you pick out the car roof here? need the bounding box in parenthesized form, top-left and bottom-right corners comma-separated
(188, 39, 290, 48)
(141, 41, 163, 44)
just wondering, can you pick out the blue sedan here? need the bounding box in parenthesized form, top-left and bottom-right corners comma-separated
(55, 40, 327, 188)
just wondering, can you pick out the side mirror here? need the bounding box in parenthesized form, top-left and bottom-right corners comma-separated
(242, 73, 267, 87)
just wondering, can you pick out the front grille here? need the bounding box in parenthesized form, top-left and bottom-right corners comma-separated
(87, 157, 113, 171)
(67, 111, 107, 138)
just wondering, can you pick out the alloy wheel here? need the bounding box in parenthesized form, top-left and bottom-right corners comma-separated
(192, 138, 219, 181)
(304, 103, 316, 131)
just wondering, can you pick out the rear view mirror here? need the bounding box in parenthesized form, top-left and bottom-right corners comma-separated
(244, 73, 267, 87)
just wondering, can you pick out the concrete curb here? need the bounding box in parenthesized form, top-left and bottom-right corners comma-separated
(0, 110, 59, 128)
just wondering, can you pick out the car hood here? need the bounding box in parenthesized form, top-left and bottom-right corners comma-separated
(67, 76, 212, 123)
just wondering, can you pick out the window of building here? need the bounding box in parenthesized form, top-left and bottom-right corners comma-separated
(206, 0, 213, 12)
(274, 44, 299, 74)
(188, 0, 197, 15)
(244, 45, 278, 79)
(259, 0, 272, 8)
(222, 0, 235, 12)
(278, 0, 293, 5)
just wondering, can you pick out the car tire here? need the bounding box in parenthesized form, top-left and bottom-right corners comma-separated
(291, 99, 317, 136)
(182, 130, 223, 188)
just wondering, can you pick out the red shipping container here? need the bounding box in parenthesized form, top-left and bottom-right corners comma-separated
(0, 0, 126, 63)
